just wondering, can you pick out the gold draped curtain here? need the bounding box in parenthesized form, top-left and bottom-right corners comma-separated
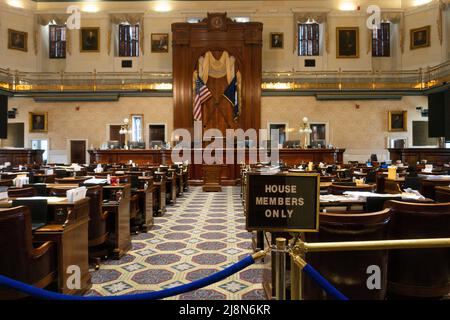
(108, 13, 144, 55)
(193, 51, 242, 120)
(293, 12, 329, 54)
(366, 12, 404, 54)
(34, 14, 71, 55)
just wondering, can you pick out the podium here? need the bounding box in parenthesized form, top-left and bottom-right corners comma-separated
(202, 165, 222, 192)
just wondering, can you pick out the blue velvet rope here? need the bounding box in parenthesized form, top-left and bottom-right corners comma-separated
(0, 255, 255, 300)
(303, 264, 349, 301)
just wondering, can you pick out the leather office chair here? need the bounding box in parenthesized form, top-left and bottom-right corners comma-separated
(384, 200, 450, 299)
(54, 177, 86, 184)
(0, 179, 13, 187)
(328, 184, 376, 195)
(0, 206, 56, 299)
(435, 187, 450, 202)
(8, 187, 37, 198)
(420, 179, 450, 200)
(50, 185, 108, 269)
(319, 175, 336, 182)
(303, 209, 391, 300)
(402, 176, 423, 191)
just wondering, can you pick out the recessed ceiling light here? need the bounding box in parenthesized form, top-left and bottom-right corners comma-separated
(339, 2, 357, 11)
(154, 1, 172, 13)
(7, 0, 24, 9)
(82, 4, 99, 13)
(412, 0, 432, 6)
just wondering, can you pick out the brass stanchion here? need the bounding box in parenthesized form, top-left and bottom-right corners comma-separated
(275, 237, 286, 300)
(300, 238, 450, 253)
(290, 244, 304, 300)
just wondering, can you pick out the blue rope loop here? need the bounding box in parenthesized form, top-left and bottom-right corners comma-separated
(0, 255, 255, 300)
(302, 264, 349, 301)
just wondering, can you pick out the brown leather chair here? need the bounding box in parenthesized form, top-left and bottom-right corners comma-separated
(319, 175, 336, 182)
(420, 179, 450, 200)
(0, 206, 56, 299)
(0, 179, 13, 187)
(328, 184, 376, 195)
(303, 209, 391, 300)
(50, 185, 108, 269)
(54, 177, 87, 184)
(384, 200, 450, 298)
(7, 187, 37, 198)
(435, 187, 450, 203)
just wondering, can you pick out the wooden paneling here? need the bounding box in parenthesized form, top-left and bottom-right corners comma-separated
(0, 149, 44, 165)
(172, 13, 262, 137)
(389, 148, 450, 165)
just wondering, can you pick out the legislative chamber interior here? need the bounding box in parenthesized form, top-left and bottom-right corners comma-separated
(0, 0, 449, 302)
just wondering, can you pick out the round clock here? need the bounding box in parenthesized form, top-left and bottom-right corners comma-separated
(211, 16, 223, 29)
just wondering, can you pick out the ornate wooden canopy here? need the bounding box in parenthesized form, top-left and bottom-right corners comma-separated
(171, 13, 262, 138)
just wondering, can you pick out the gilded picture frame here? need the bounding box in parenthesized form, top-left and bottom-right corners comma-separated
(151, 33, 169, 53)
(29, 112, 48, 133)
(80, 27, 100, 52)
(388, 111, 407, 132)
(270, 32, 284, 49)
(8, 29, 28, 52)
(336, 27, 359, 58)
(410, 25, 430, 50)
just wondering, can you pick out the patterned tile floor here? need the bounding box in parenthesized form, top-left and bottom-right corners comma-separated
(86, 186, 268, 300)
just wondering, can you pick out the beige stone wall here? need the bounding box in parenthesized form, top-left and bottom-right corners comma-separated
(8, 94, 429, 163)
(8, 96, 173, 163)
(261, 95, 429, 162)
(1, 1, 448, 73)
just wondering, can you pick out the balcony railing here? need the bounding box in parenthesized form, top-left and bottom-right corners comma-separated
(0, 60, 449, 94)
(262, 60, 450, 92)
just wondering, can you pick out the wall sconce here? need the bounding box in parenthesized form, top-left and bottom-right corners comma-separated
(299, 117, 312, 148)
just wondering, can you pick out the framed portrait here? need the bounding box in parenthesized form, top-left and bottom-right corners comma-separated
(336, 27, 359, 58)
(270, 32, 284, 49)
(8, 29, 28, 52)
(29, 112, 48, 133)
(410, 25, 430, 50)
(388, 111, 407, 132)
(151, 33, 169, 53)
(309, 123, 328, 148)
(80, 27, 100, 52)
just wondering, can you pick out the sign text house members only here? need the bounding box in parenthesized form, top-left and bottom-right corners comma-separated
(246, 173, 320, 232)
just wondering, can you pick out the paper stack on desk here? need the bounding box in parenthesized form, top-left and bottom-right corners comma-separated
(13, 176, 29, 188)
(66, 187, 87, 203)
(84, 178, 108, 184)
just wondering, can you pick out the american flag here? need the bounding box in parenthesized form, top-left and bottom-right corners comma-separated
(193, 76, 212, 121)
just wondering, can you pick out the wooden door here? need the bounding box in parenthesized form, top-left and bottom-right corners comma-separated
(109, 125, 125, 147)
(70, 140, 86, 164)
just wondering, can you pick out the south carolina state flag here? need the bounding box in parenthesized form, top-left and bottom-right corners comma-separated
(223, 76, 239, 121)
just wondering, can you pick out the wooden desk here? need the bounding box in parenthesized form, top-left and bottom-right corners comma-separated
(389, 148, 450, 165)
(89, 148, 345, 185)
(166, 168, 177, 204)
(153, 173, 166, 216)
(102, 184, 131, 259)
(0, 149, 44, 166)
(34, 173, 56, 183)
(0, 197, 91, 294)
(34, 198, 91, 295)
(133, 177, 156, 232)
